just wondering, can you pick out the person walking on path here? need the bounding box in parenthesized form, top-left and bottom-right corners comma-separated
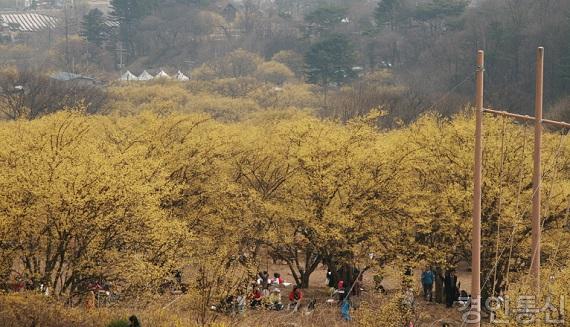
(421, 266, 434, 302)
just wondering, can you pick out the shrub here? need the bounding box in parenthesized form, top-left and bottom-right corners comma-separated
(106, 319, 130, 327)
(355, 293, 414, 327)
(271, 50, 304, 77)
(255, 61, 294, 85)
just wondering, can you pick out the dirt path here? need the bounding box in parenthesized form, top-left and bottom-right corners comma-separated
(257, 262, 480, 326)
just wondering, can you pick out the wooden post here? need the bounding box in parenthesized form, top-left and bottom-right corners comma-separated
(470, 50, 484, 326)
(476, 47, 570, 309)
(531, 47, 544, 292)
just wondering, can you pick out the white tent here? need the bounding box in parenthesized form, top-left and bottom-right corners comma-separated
(120, 71, 138, 81)
(175, 71, 190, 81)
(138, 70, 154, 81)
(154, 70, 171, 79)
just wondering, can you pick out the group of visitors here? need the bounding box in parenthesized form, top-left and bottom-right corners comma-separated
(220, 267, 366, 320)
(251, 271, 302, 311)
(216, 271, 303, 314)
(420, 266, 468, 308)
(256, 271, 285, 291)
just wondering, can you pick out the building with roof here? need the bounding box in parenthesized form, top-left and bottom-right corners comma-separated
(0, 12, 58, 32)
(51, 72, 97, 86)
(117, 70, 191, 83)
(138, 70, 154, 81)
(120, 71, 139, 81)
(175, 71, 189, 81)
(154, 70, 170, 79)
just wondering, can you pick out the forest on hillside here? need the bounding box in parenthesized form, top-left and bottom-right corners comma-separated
(1, 0, 570, 120)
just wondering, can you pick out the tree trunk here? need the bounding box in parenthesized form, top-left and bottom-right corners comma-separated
(323, 85, 328, 109)
(300, 272, 310, 288)
(434, 267, 444, 303)
(283, 251, 320, 289)
(325, 259, 339, 288)
(344, 265, 352, 293)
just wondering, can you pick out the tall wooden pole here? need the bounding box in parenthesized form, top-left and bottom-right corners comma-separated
(471, 50, 484, 327)
(531, 47, 544, 292)
(64, 0, 70, 71)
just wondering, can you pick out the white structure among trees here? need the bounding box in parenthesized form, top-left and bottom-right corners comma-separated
(175, 71, 190, 81)
(120, 71, 139, 81)
(138, 70, 154, 81)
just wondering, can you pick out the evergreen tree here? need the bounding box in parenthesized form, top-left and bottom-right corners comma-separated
(304, 34, 356, 88)
(175, 0, 210, 6)
(414, 0, 468, 22)
(304, 6, 348, 29)
(109, 0, 158, 60)
(374, 0, 412, 31)
(303, 6, 348, 38)
(80, 9, 109, 48)
(375, 0, 398, 26)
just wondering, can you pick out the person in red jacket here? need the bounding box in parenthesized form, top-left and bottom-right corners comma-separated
(249, 287, 263, 308)
(288, 286, 303, 311)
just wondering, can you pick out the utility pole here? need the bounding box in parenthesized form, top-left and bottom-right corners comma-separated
(470, 47, 570, 325)
(115, 43, 127, 73)
(64, 0, 70, 71)
(470, 50, 484, 327)
(531, 47, 544, 293)
(48, 25, 52, 48)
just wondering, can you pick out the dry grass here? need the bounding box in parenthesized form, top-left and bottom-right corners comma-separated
(0, 289, 472, 327)
(0, 267, 484, 327)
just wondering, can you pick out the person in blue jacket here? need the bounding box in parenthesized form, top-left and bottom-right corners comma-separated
(421, 266, 434, 302)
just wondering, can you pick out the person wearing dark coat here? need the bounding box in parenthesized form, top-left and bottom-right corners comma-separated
(444, 270, 458, 308)
(453, 272, 461, 301)
(434, 267, 444, 303)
